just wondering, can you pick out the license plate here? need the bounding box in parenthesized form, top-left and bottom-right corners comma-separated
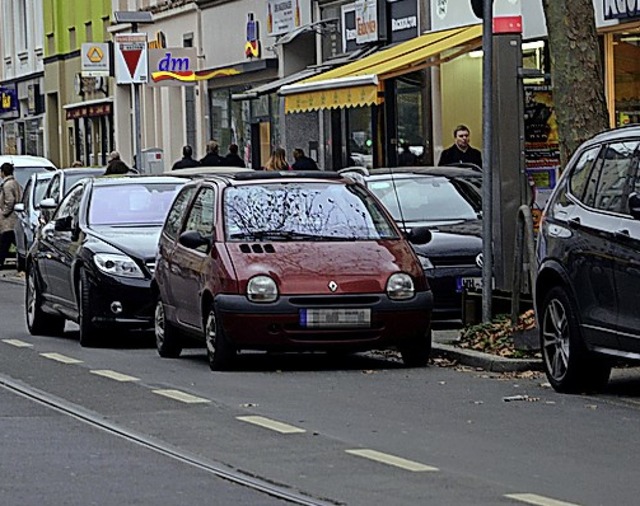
(455, 277, 495, 293)
(300, 308, 371, 328)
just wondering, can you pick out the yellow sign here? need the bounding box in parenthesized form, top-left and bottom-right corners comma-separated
(87, 46, 104, 63)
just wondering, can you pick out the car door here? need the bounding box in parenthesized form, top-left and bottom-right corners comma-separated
(41, 172, 61, 223)
(15, 178, 32, 257)
(40, 184, 85, 306)
(171, 186, 216, 328)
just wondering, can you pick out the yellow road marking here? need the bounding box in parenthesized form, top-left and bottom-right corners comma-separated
(2, 339, 33, 348)
(152, 389, 210, 404)
(236, 415, 306, 434)
(505, 493, 581, 506)
(345, 449, 439, 472)
(40, 352, 82, 364)
(90, 370, 139, 382)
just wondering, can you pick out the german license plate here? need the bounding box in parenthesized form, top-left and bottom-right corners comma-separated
(300, 308, 371, 328)
(456, 276, 495, 293)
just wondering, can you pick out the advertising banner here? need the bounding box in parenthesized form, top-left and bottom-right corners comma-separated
(0, 85, 19, 119)
(267, 0, 302, 36)
(355, 0, 378, 44)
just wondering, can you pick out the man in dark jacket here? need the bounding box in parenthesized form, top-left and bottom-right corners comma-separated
(104, 151, 131, 174)
(438, 124, 482, 168)
(398, 142, 418, 166)
(291, 148, 319, 170)
(200, 140, 225, 167)
(224, 144, 245, 168)
(172, 145, 200, 170)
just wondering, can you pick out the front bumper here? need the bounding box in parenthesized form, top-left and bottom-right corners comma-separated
(214, 291, 433, 352)
(425, 265, 481, 320)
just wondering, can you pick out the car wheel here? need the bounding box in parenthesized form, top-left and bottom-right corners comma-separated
(399, 329, 432, 367)
(205, 306, 236, 371)
(540, 286, 611, 393)
(78, 269, 102, 347)
(25, 266, 65, 336)
(155, 298, 182, 358)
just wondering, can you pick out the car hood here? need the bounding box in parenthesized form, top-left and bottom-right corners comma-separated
(411, 219, 483, 257)
(88, 226, 161, 259)
(226, 240, 421, 294)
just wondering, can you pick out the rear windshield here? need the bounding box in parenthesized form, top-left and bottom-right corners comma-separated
(224, 182, 399, 241)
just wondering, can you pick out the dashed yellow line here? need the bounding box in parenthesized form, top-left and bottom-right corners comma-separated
(152, 389, 210, 404)
(2, 339, 33, 348)
(505, 493, 581, 506)
(236, 415, 306, 434)
(345, 449, 439, 472)
(40, 352, 83, 364)
(90, 370, 139, 382)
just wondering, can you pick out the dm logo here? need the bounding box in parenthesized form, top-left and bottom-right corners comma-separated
(149, 49, 240, 86)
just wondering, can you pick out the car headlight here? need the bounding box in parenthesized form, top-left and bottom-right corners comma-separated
(418, 255, 434, 270)
(247, 275, 278, 302)
(386, 272, 415, 300)
(93, 253, 145, 279)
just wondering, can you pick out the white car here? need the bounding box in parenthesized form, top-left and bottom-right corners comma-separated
(0, 155, 56, 188)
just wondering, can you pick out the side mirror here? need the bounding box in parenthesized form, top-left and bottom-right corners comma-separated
(406, 226, 432, 245)
(629, 192, 640, 220)
(39, 198, 57, 210)
(178, 230, 211, 250)
(54, 215, 73, 232)
(14, 202, 25, 213)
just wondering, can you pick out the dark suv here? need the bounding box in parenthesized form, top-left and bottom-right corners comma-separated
(536, 125, 640, 392)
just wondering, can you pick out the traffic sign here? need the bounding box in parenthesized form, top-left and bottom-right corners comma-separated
(115, 33, 148, 84)
(81, 42, 110, 77)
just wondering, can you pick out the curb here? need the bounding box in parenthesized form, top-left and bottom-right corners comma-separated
(432, 342, 542, 373)
(0, 274, 25, 286)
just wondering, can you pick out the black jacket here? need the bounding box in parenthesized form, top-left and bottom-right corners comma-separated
(291, 156, 319, 170)
(200, 153, 225, 167)
(438, 145, 482, 168)
(172, 157, 200, 170)
(224, 153, 245, 168)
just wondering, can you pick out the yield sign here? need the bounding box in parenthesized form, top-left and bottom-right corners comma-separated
(115, 33, 148, 84)
(122, 49, 143, 78)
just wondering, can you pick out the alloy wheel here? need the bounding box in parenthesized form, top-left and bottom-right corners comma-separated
(155, 301, 166, 349)
(541, 297, 570, 382)
(26, 270, 36, 328)
(205, 311, 217, 358)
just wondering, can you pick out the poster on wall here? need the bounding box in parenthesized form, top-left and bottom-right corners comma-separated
(523, 84, 560, 231)
(267, 0, 302, 36)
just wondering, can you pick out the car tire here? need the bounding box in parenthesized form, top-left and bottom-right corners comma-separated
(155, 298, 182, 358)
(399, 329, 432, 367)
(17, 251, 26, 273)
(78, 269, 102, 348)
(205, 306, 236, 371)
(25, 266, 65, 337)
(540, 286, 611, 393)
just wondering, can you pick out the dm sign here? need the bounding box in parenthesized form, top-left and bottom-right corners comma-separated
(604, 0, 640, 19)
(148, 48, 240, 86)
(0, 85, 19, 118)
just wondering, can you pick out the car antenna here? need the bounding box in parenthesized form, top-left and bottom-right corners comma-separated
(388, 157, 408, 233)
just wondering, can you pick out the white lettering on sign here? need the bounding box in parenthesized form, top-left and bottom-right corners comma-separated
(603, 0, 640, 19)
(392, 16, 418, 32)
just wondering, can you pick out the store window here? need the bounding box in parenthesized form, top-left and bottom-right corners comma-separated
(613, 32, 640, 126)
(348, 107, 373, 169)
(397, 74, 425, 163)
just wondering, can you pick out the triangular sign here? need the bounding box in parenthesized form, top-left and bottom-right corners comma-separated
(122, 49, 142, 79)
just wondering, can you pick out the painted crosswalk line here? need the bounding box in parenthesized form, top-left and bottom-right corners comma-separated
(2, 339, 33, 348)
(90, 370, 140, 382)
(236, 415, 306, 434)
(345, 449, 439, 472)
(505, 493, 581, 506)
(40, 352, 83, 364)
(152, 389, 210, 404)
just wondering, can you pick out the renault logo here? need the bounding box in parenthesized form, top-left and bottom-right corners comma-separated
(475, 253, 484, 268)
(328, 281, 338, 292)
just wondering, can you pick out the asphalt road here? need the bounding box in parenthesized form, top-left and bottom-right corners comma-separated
(2, 277, 640, 506)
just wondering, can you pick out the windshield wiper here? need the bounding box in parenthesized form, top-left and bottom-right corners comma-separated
(230, 230, 346, 241)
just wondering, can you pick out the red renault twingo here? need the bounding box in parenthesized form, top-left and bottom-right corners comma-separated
(153, 171, 433, 370)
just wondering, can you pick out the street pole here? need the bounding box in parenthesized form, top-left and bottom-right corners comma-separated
(132, 22, 142, 173)
(481, 0, 494, 323)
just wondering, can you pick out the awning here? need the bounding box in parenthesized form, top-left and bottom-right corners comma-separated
(280, 24, 482, 114)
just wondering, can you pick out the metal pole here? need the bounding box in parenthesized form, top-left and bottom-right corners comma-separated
(132, 22, 142, 173)
(481, 0, 494, 322)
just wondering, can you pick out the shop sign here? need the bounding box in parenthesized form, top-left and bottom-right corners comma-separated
(245, 13, 261, 58)
(341, 4, 358, 53)
(355, 0, 378, 44)
(148, 31, 167, 49)
(81, 42, 110, 77)
(0, 85, 19, 119)
(27, 83, 44, 115)
(148, 48, 199, 87)
(267, 0, 302, 36)
(390, 0, 419, 43)
(604, 0, 640, 20)
(65, 102, 112, 120)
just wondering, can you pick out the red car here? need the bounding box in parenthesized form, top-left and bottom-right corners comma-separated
(153, 171, 433, 370)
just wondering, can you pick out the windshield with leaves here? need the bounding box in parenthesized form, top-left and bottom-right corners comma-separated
(224, 182, 399, 241)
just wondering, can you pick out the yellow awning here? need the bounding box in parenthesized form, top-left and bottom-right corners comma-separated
(281, 24, 482, 114)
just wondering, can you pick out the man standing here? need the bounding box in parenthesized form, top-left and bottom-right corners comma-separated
(291, 148, 319, 170)
(224, 144, 245, 168)
(0, 163, 22, 269)
(200, 140, 224, 167)
(104, 151, 131, 174)
(172, 145, 200, 170)
(438, 125, 482, 168)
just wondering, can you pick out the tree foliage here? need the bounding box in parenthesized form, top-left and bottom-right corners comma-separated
(542, 0, 610, 166)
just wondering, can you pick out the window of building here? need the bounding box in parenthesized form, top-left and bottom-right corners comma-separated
(17, 0, 28, 51)
(612, 32, 640, 126)
(85, 22, 93, 42)
(69, 27, 77, 51)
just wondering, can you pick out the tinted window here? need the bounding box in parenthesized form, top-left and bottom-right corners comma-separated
(21, 179, 32, 206)
(183, 187, 215, 252)
(569, 146, 601, 202)
(63, 173, 98, 194)
(53, 185, 84, 221)
(224, 182, 398, 241)
(33, 177, 52, 208)
(89, 182, 183, 226)
(48, 175, 61, 202)
(164, 186, 196, 240)
(592, 141, 638, 213)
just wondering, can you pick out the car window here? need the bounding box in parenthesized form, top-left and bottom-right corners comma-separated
(21, 179, 32, 206)
(13, 167, 50, 188)
(591, 141, 638, 213)
(164, 186, 196, 240)
(568, 146, 601, 202)
(48, 174, 61, 202)
(53, 184, 84, 221)
(224, 182, 398, 241)
(34, 177, 51, 208)
(183, 187, 215, 252)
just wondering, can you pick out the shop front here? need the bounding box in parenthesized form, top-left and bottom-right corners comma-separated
(0, 79, 46, 156)
(63, 97, 113, 166)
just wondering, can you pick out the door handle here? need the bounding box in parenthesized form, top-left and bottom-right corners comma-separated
(615, 229, 631, 238)
(567, 217, 581, 227)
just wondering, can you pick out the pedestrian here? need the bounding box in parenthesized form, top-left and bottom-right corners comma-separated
(0, 163, 22, 269)
(291, 148, 319, 170)
(104, 151, 131, 175)
(224, 144, 246, 168)
(398, 142, 418, 167)
(438, 124, 482, 168)
(263, 148, 290, 171)
(200, 140, 224, 167)
(71, 160, 84, 168)
(172, 145, 200, 170)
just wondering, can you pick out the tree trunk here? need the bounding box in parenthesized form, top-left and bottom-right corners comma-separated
(542, 0, 609, 167)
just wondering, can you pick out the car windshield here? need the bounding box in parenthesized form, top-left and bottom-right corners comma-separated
(224, 182, 399, 241)
(14, 167, 51, 188)
(33, 176, 53, 208)
(89, 182, 183, 226)
(367, 176, 482, 223)
(64, 172, 101, 192)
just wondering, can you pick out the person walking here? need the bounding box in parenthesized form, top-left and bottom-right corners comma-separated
(104, 151, 131, 174)
(263, 148, 290, 171)
(291, 148, 319, 170)
(398, 142, 418, 166)
(172, 145, 200, 170)
(224, 144, 246, 168)
(200, 140, 225, 167)
(438, 124, 482, 168)
(0, 163, 22, 269)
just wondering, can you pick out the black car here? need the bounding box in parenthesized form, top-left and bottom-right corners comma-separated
(536, 125, 640, 393)
(352, 167, 483, 321)
(26, 175, 185, 346)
